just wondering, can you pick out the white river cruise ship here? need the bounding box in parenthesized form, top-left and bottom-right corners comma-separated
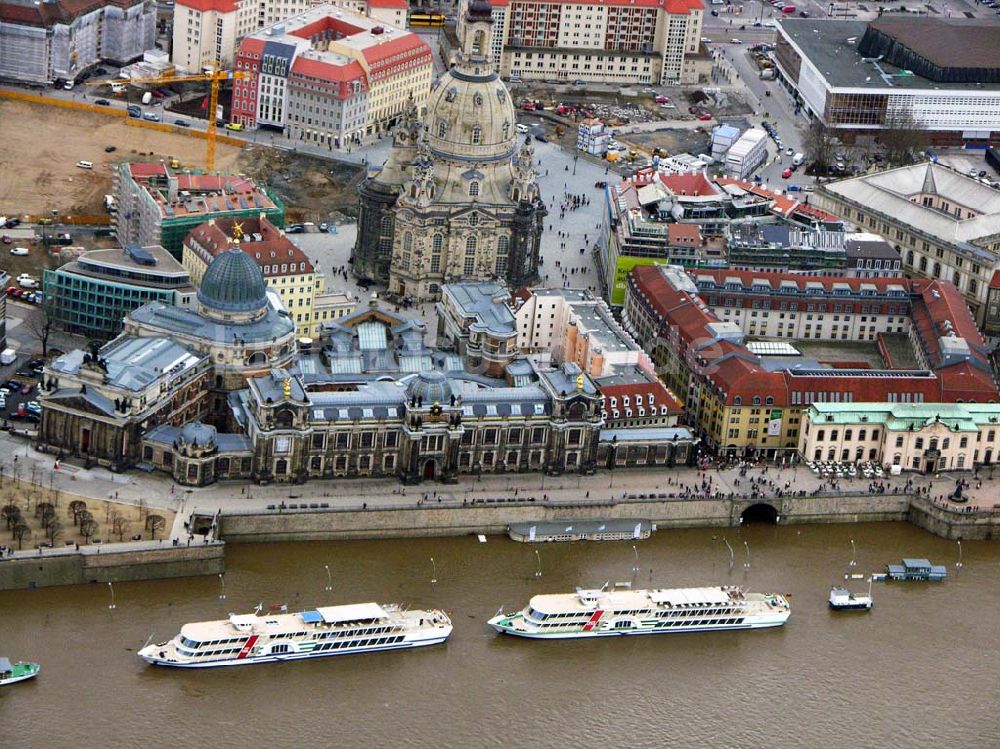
(139, 602, 452, 668)
(489, 585, 790, 639)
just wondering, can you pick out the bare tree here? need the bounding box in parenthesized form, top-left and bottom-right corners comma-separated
(146, 514, 166, 541)
(804, 120, 837, 172)
(881, 109, 927, 166)
(80, 517, 99, 544)
(2, 503, 21, 531)
(44, 517, 63, 545)
(68, 500, 88, 527)
(111, 510, 131, 542)
(36, 501, 55, 522)
(12, 522, 30, 550)
(25, 301, 56, 359)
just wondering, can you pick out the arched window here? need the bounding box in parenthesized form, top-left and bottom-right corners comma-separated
(495, 236, 510, 277)
(502, 121, 510, 139)
(472, 125, 482, 145)
(431, 233, 443, 273)
(466, 236, 477, 253)
(752, 396, 761, 406)
(469, 181, 480, 197)
(734, 396, 742, 406)
(438, 120, 447, 137)
(472, 30, 485, 55)
(380, 215, 392, 234)
(403, 232, 413, 251)
(765, 396, 774, 405)
(247, 351, 268, 366)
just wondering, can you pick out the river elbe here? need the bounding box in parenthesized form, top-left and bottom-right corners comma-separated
(1, 521, 998, 748)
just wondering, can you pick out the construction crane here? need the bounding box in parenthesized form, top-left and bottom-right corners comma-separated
(87, 63, 248, 171)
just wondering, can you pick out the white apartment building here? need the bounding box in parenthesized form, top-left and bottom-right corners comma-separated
(231, 6, 432, 147)
(459, 0, 704, 86)
(172, 0, 407, 72)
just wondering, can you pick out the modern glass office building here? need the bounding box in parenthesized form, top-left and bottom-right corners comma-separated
(43, 245, 197, 339)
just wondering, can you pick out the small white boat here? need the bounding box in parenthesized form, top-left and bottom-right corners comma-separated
(0, 658, 40, 685)
(829, 580, 873, 611)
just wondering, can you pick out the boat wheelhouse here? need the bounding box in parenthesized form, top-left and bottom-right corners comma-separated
(139, 602, 452, 668)
(828, 585, 873, 611)
(488, 584, 790, 639)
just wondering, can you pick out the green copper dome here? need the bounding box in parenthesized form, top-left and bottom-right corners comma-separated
(198, 249, 268, 314)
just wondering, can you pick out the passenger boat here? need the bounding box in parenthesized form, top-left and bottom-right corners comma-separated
(488, 584, 790, 639)
(828, 583, 873, 611)
(0, 658, 39, 685)
(138, 602, 452, 668)
(886, 558, 947, 581)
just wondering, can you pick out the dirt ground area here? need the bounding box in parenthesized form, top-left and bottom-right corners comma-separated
(0, 100, 242, 216)
(238, 146, 365, 223)
(625, 129, 714, 158)
(0, 476, 175, 551)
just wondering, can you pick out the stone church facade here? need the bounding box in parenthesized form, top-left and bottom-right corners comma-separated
(353, 0, 545, 301)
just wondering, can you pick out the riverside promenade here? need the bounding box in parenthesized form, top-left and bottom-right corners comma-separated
(1, 428, 997, 545)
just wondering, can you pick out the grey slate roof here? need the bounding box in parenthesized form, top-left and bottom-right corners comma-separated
(129, 300, 295, 343)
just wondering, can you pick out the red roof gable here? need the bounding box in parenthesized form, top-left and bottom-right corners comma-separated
(362, 34, 431, 67)
(368, 0, 408, 7)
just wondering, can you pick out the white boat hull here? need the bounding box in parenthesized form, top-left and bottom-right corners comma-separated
(0, 672, 39, 685)
(488, 615, 789, 639)
(139, 633, 450, 668)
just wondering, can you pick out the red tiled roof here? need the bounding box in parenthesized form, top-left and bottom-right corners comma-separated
(290, 16, 365, 40)
(185, 216, 314, 277)
(362, 34, 431, 67)
(368, 0, 409, 7)
(175, 0, 238, 12)
(658, 172, 717, 197)
(128, 162, 168, 179)
(668, 224, 701, 246)
(291, 57, 366, 87)
(628, 265, 999, 408)
(690, 268, 905, 294)
(602, 380, 683, 420)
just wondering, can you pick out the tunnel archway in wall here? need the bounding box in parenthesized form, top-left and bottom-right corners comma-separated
(741, 503, 779, 524)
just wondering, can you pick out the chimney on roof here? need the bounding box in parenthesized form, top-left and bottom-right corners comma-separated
(167, 175, 178, 204)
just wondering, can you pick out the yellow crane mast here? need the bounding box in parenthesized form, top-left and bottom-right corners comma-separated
(87, 63, 248, 171)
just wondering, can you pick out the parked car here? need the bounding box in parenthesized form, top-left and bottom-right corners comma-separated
(95, 98, 111, 106)
(6, 379, 22, 391)
(174, 119, 190, 127)
(655, 95, 670, 104)
(17, 274, 38, 289)
(105, 145, 117, 153)
(5, 218, 20, 229)
(697, 112, 713, 121)
(5, 286, 18, 295)
(142, 112, 160, 122)
(1, 235, 11, 244)
(224, 122, 244, 131)
(782, 167, 793, 179)
(127, 105, 141, 118)
(286, 224, 305, 234)
(26, 401, 41, 415)
(534, 134, 548, 143)
(20, 383, 34, 395)
(10, 247, 28, 256)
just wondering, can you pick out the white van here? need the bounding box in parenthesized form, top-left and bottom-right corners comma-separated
(0, 348, 16, 366)
(76, 160, 94, 169)
(516, 123, 528, 134)
(792, 152, 804, 166)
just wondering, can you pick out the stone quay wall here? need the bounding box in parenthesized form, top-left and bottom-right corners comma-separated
(0, 543, 225, 591)
(218, 493, 912, 543)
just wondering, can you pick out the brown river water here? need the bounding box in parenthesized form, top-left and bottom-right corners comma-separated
(1, 522, 998, 749)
